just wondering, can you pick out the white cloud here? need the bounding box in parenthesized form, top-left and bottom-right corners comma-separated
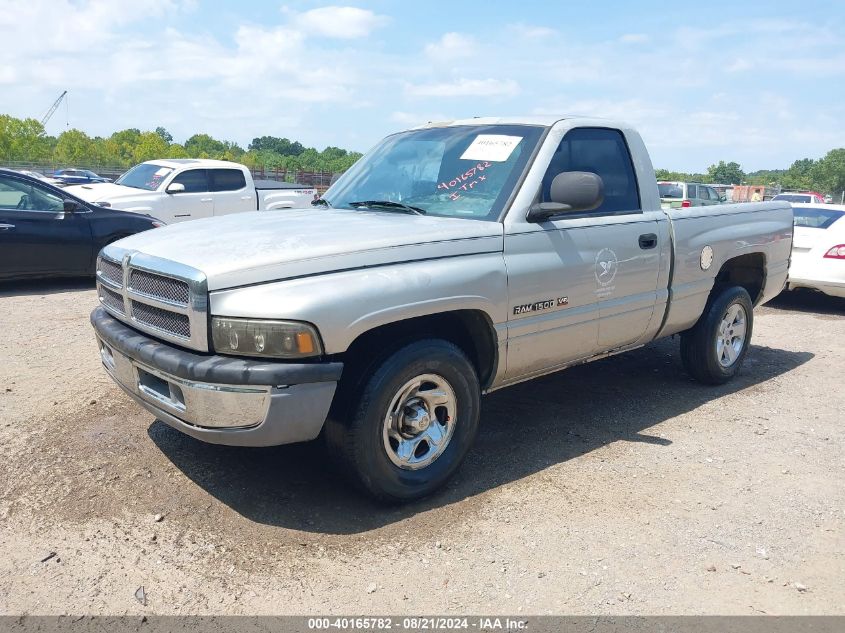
(510, 23, 557, 39)
(286, 6, 389, 39)
(727, 58, 753, 72)
(424, 33, 477, 62)
(0, 1, 841, 170)
(405, 78, 520, 98)
(620, 33, 649, 44)
(0, 0, 194, 54)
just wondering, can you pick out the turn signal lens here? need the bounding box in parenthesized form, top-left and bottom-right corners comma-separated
(823, 244, 845, 259)
(211, 317, 323, 359)
(296, 332, 315, 354)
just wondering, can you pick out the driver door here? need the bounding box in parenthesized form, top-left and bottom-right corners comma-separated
(165, 169, 214, 222)
(0, 174, 92, 279)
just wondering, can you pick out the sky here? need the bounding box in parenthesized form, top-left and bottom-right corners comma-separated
(1, 0, 843, 172)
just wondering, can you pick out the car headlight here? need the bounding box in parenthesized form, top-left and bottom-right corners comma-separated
(211, 317, 323, 359)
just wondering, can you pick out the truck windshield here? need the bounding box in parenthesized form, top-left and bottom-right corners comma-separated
(324, 124, 544, 221)
(115, 164, 174, 191)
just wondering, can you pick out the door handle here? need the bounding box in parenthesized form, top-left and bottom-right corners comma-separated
(240, 196, 252, 200)
(0, 223, 15, 231)
(200, 198, 213, 202)
(638, 233, 657, 249)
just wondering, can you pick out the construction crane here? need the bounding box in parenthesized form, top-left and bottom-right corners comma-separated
(40, 90, 68, 126)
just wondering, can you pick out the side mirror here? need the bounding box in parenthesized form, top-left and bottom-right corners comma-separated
(63, 199, 82, 213)
(527, 171, 604, 222)
(166, 182, 186, 194)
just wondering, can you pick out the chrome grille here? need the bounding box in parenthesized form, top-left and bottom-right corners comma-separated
(131, 301, 191, 339)
(97, 257, 123, 287)
(96, 247, 208, 350)
(129, 270, 189, 305)
(98, 284, 125, 315)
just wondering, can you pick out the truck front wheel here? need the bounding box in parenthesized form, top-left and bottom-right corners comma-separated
(680, 285, 754, 385)
(325, 339, 480, 503)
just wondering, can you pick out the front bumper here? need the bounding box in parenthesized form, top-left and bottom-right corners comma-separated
(91, 307, 342, 447)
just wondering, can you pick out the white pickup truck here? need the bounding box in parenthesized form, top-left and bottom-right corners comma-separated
(91, 116, 793, 502)
(67, 159, 316, 224)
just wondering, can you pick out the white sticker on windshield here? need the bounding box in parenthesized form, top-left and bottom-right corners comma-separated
(460, 134, 522, 162)
(154, 167, 170, 176)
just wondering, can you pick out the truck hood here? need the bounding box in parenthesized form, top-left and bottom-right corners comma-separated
(110, 209, 504, 290)
(66, 182, 152, 204)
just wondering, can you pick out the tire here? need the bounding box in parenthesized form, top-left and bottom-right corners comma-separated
(324, 339, 480, 503)
(680, 285, 754, 385)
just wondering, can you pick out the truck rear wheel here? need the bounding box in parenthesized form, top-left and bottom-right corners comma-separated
(680, 285, 754, 385)
(325, 339, 480, 503)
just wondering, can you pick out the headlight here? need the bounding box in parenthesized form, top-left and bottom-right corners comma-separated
(211, 317, 323, 359)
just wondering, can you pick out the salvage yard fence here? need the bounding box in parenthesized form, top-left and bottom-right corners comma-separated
(2, 161, 341, 192)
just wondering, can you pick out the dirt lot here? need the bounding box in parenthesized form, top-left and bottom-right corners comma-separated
(0, 281, 843, 615)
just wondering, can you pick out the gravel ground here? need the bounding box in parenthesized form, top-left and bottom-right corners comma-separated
(0, 280, 843, 615)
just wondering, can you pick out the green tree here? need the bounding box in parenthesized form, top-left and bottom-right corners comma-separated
(707, 160, 745, 184)
(781, 158, 817, 190)
(746, 169, 786, 186)
(132, 131, 170, 163)
(0, 115, 50, 161)
(0, 112, 366, 174)
(184, 133, 225, 157)
(813, 149, 845, 195)
(106, 128, 142, 165)
(166, 143, 190, 159)
(155, 126, 173, 143)
(249, 136, 305, 156)
(54, 129, 96, 164)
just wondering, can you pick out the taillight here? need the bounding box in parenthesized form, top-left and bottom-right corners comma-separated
(681, 199, 692, 208)
(823, 245, 845, 259)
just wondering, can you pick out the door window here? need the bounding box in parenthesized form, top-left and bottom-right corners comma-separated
(0, 175, 65, 212)
(171, 170, 209, 193)
(210, 169, 247, 192)
(699, 186, 712, 201)
(542, 127, 640, 214)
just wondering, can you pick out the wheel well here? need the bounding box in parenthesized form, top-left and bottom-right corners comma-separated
(335, 310, 499, 390)
(714, 253, 766, 305)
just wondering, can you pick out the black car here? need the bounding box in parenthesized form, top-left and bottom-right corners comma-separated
(0, 168, 163, 281)
(52, 168, 111, 186)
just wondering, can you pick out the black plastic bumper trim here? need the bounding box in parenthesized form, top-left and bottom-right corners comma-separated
(91, 307, 343, 386)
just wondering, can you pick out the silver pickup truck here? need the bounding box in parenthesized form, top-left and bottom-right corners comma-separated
(91, 116, 793, 502)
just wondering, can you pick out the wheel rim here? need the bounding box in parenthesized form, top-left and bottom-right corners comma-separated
(716, 303, 747, 367)
(382, 373, 457, 470)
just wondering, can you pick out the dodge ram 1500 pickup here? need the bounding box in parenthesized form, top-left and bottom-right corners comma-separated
(91, 116, 793, 502)
(67, 159, 316, 224)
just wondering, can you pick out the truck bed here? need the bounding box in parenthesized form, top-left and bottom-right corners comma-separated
(255, 181, 317, 211)
(659, 200, 793, 338)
